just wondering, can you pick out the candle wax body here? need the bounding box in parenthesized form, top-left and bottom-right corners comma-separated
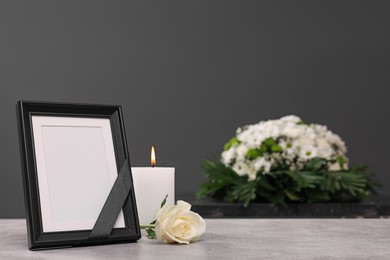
(131, 167, 175, 225)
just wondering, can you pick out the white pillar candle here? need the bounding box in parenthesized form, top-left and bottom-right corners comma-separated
(132, 167, 175, 224)
(131, 146, 175, 224)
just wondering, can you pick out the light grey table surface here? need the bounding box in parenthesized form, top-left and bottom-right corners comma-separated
(1, 219, 389, 260)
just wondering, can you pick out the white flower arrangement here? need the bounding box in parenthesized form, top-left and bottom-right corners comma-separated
(221, 115, 348, 181)
(197, 115, 377, 206)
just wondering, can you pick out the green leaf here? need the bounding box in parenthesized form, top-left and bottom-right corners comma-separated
(278, 171, 302, 192)
(284, 190, 300, 201)
(263, 138, 276, 147)
(224, 137, 239, 151)
(259, 144, 268, 153)
(271, 144, 283, 153)
(196, 160, 242, 200)
(160, 194, 168, 208)
(246, 148, 263, 160)
(334, 180, 340, 191)
(297, 171, 323, 188)
(226, 180, 257, 207)
(145, 228, 156, 239)
(304, 158, 327, 171)
(337, 156, 346, 169)
(257, 176, 277, 191)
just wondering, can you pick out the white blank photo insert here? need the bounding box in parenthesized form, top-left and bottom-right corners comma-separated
(32, 116, 125, 232)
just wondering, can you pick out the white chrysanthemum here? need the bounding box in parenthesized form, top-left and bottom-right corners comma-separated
(247, 166, 258, 181)
(280, 115, 302, 124)
(235, 144, 248, 160)
(253, 157, 273, 174)
(281, 123, 305, 139)
(328, 162, 341, 171)
(299, 145, 318, 160)
(316, 138, 333, 159)
(221, 148, 235, 165)
(326, 131, 347, 153)
(232, 161, 249, 176)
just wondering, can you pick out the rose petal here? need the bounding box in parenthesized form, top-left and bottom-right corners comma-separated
(176, 200, 192, 212)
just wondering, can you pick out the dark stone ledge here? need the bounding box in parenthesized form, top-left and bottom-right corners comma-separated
(177, 193, 390, 218)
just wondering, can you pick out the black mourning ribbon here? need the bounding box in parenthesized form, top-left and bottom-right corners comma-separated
(88, 158, 132, 241)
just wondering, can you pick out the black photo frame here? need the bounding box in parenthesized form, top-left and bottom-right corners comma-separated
(16, 101, 141, 250)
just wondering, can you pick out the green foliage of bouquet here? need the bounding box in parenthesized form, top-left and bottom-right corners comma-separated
(197, 116, 378, 206)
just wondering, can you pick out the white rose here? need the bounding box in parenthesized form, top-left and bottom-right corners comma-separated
(155, 200, 206, 245)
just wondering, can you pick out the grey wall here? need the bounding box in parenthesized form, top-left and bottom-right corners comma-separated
(1, 1, 389, 217)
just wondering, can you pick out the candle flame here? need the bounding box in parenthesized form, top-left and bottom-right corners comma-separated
(151, 146, 156, 167)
